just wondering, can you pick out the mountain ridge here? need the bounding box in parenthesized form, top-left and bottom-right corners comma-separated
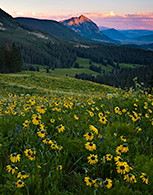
(60, 15, 118, 43)
(16, 17, 94, 43)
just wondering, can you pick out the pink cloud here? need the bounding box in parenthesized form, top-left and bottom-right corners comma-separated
(11, 11, 153, 30)
(85, 12, 153, 29)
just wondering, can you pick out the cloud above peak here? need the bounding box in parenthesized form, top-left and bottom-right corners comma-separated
(11, 10, 153, 30)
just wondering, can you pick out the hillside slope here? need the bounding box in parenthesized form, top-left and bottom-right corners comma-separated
(16, 17, 94, 42)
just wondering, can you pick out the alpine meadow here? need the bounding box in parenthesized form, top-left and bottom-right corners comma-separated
(0, 3, 153, 195)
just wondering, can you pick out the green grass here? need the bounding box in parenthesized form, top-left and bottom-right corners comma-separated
(48, 68, 100, 77)
(0, 71, 152, 194)
(74, 57, 143, 73)
(25, 58, 144, 78)
(119, 63, 143, 69)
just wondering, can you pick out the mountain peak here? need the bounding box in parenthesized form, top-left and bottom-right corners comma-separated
(79, 15, 91, 22)
(60, 15, 116, 43)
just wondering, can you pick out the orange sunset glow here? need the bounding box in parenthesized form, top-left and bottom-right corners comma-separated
(10, 11, 153, 30)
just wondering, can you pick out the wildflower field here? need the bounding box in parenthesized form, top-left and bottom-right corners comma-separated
(0, 72, 153, 194)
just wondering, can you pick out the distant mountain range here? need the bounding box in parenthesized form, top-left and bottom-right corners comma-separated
(100, 28, 153, 44)
(0, 7, 153, 61)
(15, 13, 153, 45)
(101, 28, 128, 40)
(134, 34, 153, 42)
(60, 15, 117, 43)
(119, 30, 153, 38)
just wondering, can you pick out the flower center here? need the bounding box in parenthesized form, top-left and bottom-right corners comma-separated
(129, 174, 132, 178)
(120, 165, 125, 170)
(144, 175, 148, 179)
(11, 165, 15, 169)
(12, 153, 17, 157)
(91, 156, 95, 160)
(21, 171, 26, 175)
(103, 180, 108, 185)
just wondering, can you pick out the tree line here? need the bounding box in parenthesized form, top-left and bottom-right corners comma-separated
(75, 65, 153, 90)
(0, 42, 23, 73)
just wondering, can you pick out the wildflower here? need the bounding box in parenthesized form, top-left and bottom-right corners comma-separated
(56, 165, 62, 171)
(136, 127, 142, 132)
(56, 124, 65, 133)
(122, 143, 129, 153)
(99, 117, 107, 124)
(37, 165, 42, 169)
(50, 119, 55, 123)
(57, 145, 63, 151)
(37, 130, 46, 138)
(116, 145, 123, 155)
(98, 134, 103, 139)
(114, 156, 124, 165)
(89, 111, 94, 117)
(84, 176, 92, 187)
(116, 162, 130, 175)
(114, 106, 120, 114)
(74, 114, 79, 120)
(32, 113, 41, 125)
(92, 179, 99, 188)
(23, 120, 30, 129)
(106, 154, 113, 161)
(17, 171, 29, 179)
(85, 142, 97, 152)
(145, 113, 149, 118)
(98, 112, 103, 118)
(29, 99, 36, 105)
(124, 173, 137, 183)
(122, 109, 127, 113)
(15, 180, 24, 188)
(8, 93, 13, 98)
(24, 148, 36, 161)
(36, 105, 47, 114)
(87, 154, 98, 165)
(83, 132, 94, 141)
(120, 135, 127, 142)
(148, 109, 152, 114)
(89, 125, 98, 134)
(51, 141, 58, 150)
(28, 153, 36, 161)
(10, 153, 21, 163)
(140, 173, 149, 184)
(6, 164, 18, 174)
(103, 178, 112, 189)
(43, 138, 53, 145)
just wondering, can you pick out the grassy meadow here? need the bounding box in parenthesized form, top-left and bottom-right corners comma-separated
(0, 71, 153, 194)
(26, 57, 143, 78)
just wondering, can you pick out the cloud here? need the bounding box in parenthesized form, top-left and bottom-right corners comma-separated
(11, 11, 153, 29)
(84, 12, 153, 29)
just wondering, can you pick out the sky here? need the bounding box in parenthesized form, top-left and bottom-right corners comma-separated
(1, 0, 153, 29)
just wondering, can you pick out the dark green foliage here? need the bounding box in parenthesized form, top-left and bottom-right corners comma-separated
(89, 64, 101, 73)
(74, 62, 80, 68)
(74, 44, 153, 66)
(0, 42, 23, 73)
(75, 65, 152, 89)
(46, 67, 49, 73)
